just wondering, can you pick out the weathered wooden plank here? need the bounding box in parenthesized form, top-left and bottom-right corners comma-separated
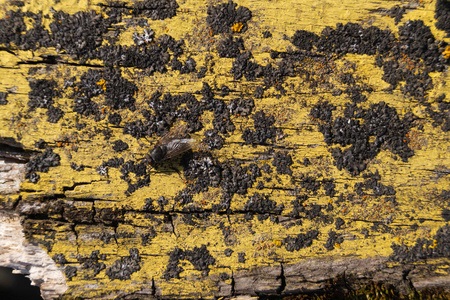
(0, 0, 449, 298)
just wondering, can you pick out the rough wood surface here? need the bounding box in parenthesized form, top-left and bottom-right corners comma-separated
(0, 0, 449, 299)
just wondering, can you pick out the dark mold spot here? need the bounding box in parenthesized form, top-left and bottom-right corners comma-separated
(106, 248, 141, 280)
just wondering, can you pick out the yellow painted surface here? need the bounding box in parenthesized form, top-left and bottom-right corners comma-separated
(0, 0, 449, 298)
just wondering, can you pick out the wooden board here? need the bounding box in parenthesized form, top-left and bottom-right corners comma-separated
(0, 0, 449, 298)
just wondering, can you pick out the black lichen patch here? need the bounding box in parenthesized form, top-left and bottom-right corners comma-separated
(108, 112, 122, 126)
(284, 230, 319, 251)
(242, 110, 278, 145)
(163, 245, 215, 280)
(0, 10, 52, 51)
(50, 10, 120, 58)
(95, 34, 183, 71)
(376, 20, 448, 100)
(335, 217, 345, 230)
(202, 129, 225, 150)
(324, 230, 344, 251)
(64, 266, 77, 280)
(105, 248, 141, 280)
(230, 52, 262, 81)
(387, 5, 406, 25)
(183, 153, 222, 193)
(78, 250, 107, 277)
(53, 253, 67, 265)
(0, 10, 26, 47)
(310, 101, 335, 122)
(63, 202, 94, 224)
(262, 30, 272, 38)
(217, 36, 245, 58)
(272, 151, 293, 176)
(94, 207, 125, 226)
(130, 0, 179, 20)
(238, 252, 245, 263)
(0, 92, 8, 105)
(298, 175, 321, 194)
(140, 227, 157, 246)
(46, 105, 64, 123)
(146, 90, 205, 136)
(426, 94, 450, 132)
(228, 97, 255, 117)
(442, 208, 450, 222)
(355, 171, 396, 199)
(206, 1, 252, 35)
(103, 70, 138, 110)
(287, 20, 449, 102)
(70, 69, 103, 116)
(25, 149, 61, 183)
(244, 193, 283, 220)
(221, 162, 261, 197)
(291, 30, 319, 51)
(70, 162, 85, 171)
(102, 0, 179, 20)
(28, 79, 59, 109)
(316, 23, 394, 56)
(390, 225, 450, 263)
(112, 140, 129, 152)
(435, 0, 450, 36)
(171, 57, 197, 74)
(70, 68, 137, 117)
(120, 160, 150, 195)
(314, 101, 416, 175)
